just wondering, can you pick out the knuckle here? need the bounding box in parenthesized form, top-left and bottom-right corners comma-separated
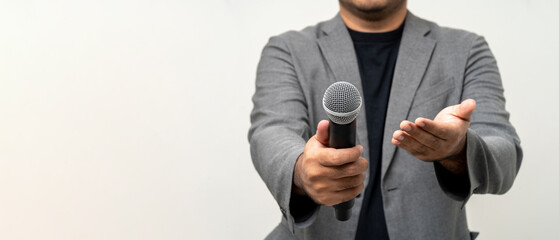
(333, 166, 345, 177)
(356, 183, 365, 193)
(304, 152, 317, 163)
(350, 177, 362, 188)
(339, 165, 354, 177)
(346, 185, 364, 201)
(329, 152, 340, 164)
(306, 165, 322, 179)
(338, 180, 350, 191)
(341, 175, 363, 190)
(351, 161, 363, 172)
(317, 194, 334, 206)
(361, 158, 369, 170)
(338, 183, 352, 191)
(344, 161, 364, 176)
(334, 180, 347, 191)
(337, 184, 349, 191)
(314, 194, 327, 205)
(306, 168, 321, 181)
(313, 183, 327, 193)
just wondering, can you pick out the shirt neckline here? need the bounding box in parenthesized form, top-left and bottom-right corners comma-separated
(347, 21, 405, 43)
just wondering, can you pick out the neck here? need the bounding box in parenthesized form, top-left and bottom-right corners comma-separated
(339, 3, 407, 33)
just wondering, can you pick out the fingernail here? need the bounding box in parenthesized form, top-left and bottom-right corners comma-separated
(403, 125, 411, 131)
(397, 135, 404, 141)
(418, 122, 425, 127)
(359, 145, 364, 153)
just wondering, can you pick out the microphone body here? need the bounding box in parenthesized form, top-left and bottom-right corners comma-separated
(322, 81, 362, 222)
(329, 120, 356, 148)
(329, 120, 357, 221)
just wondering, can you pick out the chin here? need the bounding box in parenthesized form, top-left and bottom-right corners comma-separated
(341, 0, 391, 12)
(339, 0, 406, 20)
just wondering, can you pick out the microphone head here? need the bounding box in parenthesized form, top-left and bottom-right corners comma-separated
(322, 81, 362, 125)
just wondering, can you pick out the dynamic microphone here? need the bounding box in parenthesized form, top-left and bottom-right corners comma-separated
(322, 81, 363, 222)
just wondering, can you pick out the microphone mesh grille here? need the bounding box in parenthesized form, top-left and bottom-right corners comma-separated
(323, 81, 362, 125)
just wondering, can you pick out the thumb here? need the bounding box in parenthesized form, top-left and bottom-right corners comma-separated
(315, 120, 330, 146)
(453, 99, 476, 121)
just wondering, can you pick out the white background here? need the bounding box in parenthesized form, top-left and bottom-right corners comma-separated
(0, 0, 557, 239)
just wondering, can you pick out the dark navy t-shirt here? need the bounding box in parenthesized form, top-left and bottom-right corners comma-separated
(348, 23, 404, 240)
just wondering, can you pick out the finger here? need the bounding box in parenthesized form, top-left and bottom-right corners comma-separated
(319, 182, 364, 206)
(315, 120, 330, 146)
(332, 183, 364, 205)
(414, 118, 453, 140)
(392, 130, 433, 159)
(400, 120, 443, 150)
(331, 173, 366, 191)
(453, 99, 476, 121)
(327, 157, 369, 179)
(318, 145, 364, 167)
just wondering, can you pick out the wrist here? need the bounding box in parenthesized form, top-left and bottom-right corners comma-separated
(292, 153, 306, 195)
(437, 139, 468, 175)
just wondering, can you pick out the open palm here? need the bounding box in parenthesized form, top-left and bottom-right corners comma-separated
(391, 99, 476, 163)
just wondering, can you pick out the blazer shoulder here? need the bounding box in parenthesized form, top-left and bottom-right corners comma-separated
(427, 20, 482, 48)
(267, 18, 329, 50)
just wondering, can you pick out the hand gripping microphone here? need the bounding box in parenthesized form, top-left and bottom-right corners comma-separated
(322, 81, 363, 222)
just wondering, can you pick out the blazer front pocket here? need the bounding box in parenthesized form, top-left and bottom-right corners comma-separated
(411, 77, 456, 108)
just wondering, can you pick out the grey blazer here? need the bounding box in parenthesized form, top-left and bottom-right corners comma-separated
(248, 12, 522, 240)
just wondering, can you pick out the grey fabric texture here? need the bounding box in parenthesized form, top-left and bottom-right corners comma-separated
(248, 11, 521, 240)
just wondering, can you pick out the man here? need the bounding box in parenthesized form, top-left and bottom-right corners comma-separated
(248, 0, 522, 239)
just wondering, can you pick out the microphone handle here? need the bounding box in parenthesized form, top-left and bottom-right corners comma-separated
(329, 120, 357, 221)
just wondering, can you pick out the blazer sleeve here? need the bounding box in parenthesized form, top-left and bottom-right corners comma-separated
(434, 36, 523, 205)
(248, 36, 318, 232)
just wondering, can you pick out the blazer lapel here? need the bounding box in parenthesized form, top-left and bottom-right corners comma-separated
(317, 14, 370, 184)
(381, 13, 436, 180)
